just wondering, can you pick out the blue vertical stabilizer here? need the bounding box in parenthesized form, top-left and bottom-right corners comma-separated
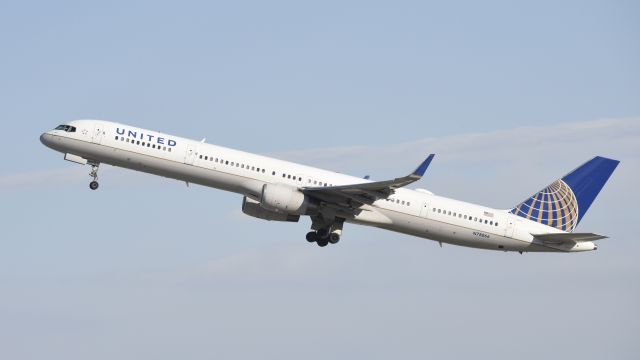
(510, 156, 619, 232)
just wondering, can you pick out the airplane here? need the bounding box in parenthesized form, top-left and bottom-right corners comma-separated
(40, 120, 619, 252)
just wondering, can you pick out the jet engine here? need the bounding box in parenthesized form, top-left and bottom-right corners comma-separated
(260, 183, 311, 215)
(242, 197, 300, 222)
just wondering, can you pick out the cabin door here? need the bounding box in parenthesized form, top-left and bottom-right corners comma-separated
(185, 144, 197, 165)
(419, 202, 430, 218)
(92, 124, 105, 144)
(504, 220, 515, 238)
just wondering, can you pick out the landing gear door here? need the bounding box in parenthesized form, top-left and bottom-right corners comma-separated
(92, 124, 105, 144)
(185, 144, 197, 165)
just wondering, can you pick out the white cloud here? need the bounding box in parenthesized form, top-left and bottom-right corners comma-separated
(273, 117, 639, 170)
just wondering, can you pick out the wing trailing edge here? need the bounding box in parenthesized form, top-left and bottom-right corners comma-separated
(303, 153, 435, 206)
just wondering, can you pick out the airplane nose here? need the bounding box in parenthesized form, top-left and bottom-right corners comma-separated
(40, 133, 53, 148)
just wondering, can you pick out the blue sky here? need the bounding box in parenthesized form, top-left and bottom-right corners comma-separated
(1, 1, 639, 359)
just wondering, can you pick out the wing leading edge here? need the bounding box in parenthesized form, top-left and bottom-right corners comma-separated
(303, 154, 435, 206)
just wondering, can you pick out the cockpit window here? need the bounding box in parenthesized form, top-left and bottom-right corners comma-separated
(54, 125, 76, 132)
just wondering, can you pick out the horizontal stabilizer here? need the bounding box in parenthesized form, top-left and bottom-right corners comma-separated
(532, 232, 607, 244)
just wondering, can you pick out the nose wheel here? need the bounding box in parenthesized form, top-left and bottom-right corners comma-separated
(88, 163, 100, 190)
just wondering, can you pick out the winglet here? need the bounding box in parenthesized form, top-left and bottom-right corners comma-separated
(412, 154, 435, 177)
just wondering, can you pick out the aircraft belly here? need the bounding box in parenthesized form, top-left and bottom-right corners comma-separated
(370, 208, 554, 252)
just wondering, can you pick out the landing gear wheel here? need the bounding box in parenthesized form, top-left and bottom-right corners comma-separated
(306, 231, 318, 243)
(317, 238, 329, 247)
(329, 233, 340, 244)
(317, 228, 330, 239)
(88, 163, 100, 190)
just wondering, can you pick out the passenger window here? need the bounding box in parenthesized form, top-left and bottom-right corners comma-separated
(407, 202, 410, 206)
(126, 138, 130, 142)
(262, 169, 265, 173)
(199, 155, 202, 159)
(453, 212, 456, 217)
(168, 148, 171, 152)
(115, 136, 119, 140)
(204, 156, 208, 160)
(401, 201, 405, 205)
(495, 222, 499, 226)
(433, 208, 436, 212)
(137, 140, 140, 145)
(484, 220, 488, 224)
(299, 177, 302, 181)
(464, 215, 467, 219)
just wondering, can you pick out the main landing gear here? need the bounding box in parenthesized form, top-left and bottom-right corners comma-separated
(306, 220, 343, 248)
(88, 163, 100, 190)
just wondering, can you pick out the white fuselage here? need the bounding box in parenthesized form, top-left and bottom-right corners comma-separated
(40, 120, 595, 252)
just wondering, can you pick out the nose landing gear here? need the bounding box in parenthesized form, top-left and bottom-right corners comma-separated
(88, 163, 100, 190)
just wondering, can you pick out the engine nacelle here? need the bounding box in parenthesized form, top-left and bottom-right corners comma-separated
(261, 183, 310, 215)
(242, 197, 300, 222)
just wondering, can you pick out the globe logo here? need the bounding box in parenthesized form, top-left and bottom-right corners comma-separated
(511, 180, 579, 232)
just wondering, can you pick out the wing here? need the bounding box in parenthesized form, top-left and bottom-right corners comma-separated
(303, 154, 435, 207)
(532, 232, 608, 245)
